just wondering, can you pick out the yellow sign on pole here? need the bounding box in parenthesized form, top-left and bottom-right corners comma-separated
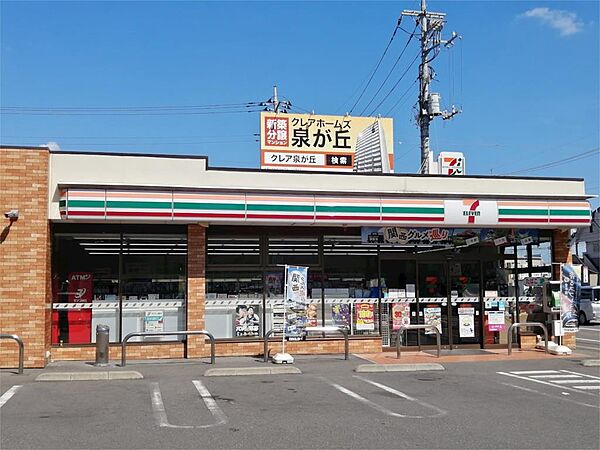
(260, 112, 394, 172)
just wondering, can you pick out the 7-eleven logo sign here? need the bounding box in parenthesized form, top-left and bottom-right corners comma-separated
(445, 199, 498, 226)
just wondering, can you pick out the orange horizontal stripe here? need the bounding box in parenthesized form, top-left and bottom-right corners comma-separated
(497, 201, 549, 207)
(107, 191, 172, 199)
(68, 190, 105, 198)
(380, 199, 443, 205)
(246, 195, 314, 202)
(317, 197, 380, 204)
(173, 193, 245, 201)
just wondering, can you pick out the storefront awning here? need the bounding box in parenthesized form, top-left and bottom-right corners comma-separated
(58, 188, 592, 228)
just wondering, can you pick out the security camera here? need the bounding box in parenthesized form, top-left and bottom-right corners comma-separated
(4, 210, 19, 220)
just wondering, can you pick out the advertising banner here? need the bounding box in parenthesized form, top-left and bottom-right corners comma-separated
(331, 304, 351, 328)
(424, 307, 442, 334)
(235, 305, 261, 337)
(67, 272, 93, 303)
(392, 303, 411, 331)
(144, 310, 164, 332)
(355, 303, 375, 331)
(284, 266, 309, 339)
(362, 227, 538, 247)
(459, 314, 475, 338)
(260, 112, 394, 172)
(560, 264, 580, 333)
(487, 311, 505, 332)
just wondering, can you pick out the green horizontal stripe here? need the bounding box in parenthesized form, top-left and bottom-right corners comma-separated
(247, 204, 313, 212)
(67, 200, 104, 208)
(174, 202, 244, 211)
(549, 209, 590, 216)
(382, 207, 444, 214)
(498, 208, 547, 216)
(106, 200, 171, 209)
(59, 200, 67, 207)
(316, 205, 379, 213)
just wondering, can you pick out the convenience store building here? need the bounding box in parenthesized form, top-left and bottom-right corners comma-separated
(0, 146, 592, 367)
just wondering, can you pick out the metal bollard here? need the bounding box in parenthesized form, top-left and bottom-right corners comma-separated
(95, 324, 110, 366)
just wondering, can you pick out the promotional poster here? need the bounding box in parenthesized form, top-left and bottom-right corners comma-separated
(331, 304, 351, 328)
(392, 303, 411, 331)
(355, 303, 375, 331)
(424, 307, 442, 334)
(235, 305, 261, 337)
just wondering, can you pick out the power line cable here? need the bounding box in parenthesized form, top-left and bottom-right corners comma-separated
(0, 108, 264, 116)
(368, 51, 420, 115)
(1, 101, 261, 112)
(502, 148, 600, 175)
(359, 23, 418, 116)
(384, 78, 418, 116)
(348, 17, 402, 114)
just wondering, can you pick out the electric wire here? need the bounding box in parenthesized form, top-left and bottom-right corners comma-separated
(502, 148, 600, 175)
(359, 23, 418, 116)
(348, 18, 402, 114)
(384, 78, 418, 116)
(368, 51, 420, 115)
(0, 108, 264, 116)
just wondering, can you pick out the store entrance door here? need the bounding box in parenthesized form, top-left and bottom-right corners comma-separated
(418, 261, 482, 349)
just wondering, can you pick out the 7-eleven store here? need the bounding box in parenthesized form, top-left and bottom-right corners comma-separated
(0, 146, 592, 367)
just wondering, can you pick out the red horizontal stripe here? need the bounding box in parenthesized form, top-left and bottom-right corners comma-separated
(174, 212, 244, 219)
(498, 218, 548, 223)
(382, 216, 444, 222)
(107, 211, 171, 217)
(247, 214, 313, 220)
(549, 218, 591, 224)
(67, 211, 105, 217)
(315, 215, 380, 221)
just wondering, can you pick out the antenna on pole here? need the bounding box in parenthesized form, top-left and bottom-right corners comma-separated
(402, 0, 461, 174)
(261, 83, 292, 113)
(273, 83, 280, 113)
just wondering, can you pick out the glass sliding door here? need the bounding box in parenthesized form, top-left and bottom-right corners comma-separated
(418, 262, 450, 347)
(448, 262, 481, 347)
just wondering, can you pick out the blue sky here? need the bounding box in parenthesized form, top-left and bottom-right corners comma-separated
(1, 1, 598, 204)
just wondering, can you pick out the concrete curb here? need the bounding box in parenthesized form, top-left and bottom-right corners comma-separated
(204, 366, 302, 377)
(355, 363, 445, 373)
(35, 371, 143, 381)
(581, 359, 600, 367)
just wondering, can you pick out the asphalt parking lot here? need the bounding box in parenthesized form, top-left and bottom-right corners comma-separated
(1, 353, 599, 449)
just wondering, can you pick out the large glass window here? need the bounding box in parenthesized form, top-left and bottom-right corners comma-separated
(52, 228, 187, 345)
(323, 235, 379, 335)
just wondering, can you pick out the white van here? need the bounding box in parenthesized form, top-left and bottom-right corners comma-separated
(579, 286, 599, 324)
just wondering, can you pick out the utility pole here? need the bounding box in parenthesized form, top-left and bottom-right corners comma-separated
(262, 83, 291, 113)
(402, 0, 460, 174)
(273, 84, 280, 113)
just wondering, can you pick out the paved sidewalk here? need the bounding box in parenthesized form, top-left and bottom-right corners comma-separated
(356, 348, 590, 365)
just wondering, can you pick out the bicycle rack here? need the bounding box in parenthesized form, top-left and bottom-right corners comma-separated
(121, 330, 216, 367)
(507, 322, 549, 355)
(0, 334, 24, 374)
(263, 326, 349, 362)
(396, 324, 441, 359)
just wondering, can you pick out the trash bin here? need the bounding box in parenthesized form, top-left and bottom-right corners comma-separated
(95, 324, 110, 366)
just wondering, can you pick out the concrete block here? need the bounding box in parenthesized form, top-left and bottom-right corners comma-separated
(581, 359, 600, 367)
(355, 363, 445, 373)
(108, 371, 144, 380)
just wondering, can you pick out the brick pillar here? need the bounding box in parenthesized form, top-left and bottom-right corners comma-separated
(186, 224, 206, 358)
(552, 229, 572, 280)
(0, 147, 51, 368)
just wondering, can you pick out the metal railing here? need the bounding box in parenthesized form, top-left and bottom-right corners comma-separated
(263, 326, 349, 362)
(121, 330, 216, 367)
(396, 324, 441, 359)
(0, 334, 24, 374)
(507, 322, 548, 355)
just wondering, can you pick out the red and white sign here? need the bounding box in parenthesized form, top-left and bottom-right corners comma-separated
(67, 272, 93, 303)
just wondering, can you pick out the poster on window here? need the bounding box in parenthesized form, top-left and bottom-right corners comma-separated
(487, 311, 505, 332)
(459, 314, 475, 338)
(392, 303, 411, 331)
(355, 303, 375, 331)
(424, 307, 442, 334)
(144, 310, 164, 332)
(67, 272, 93, 303)
(331, 304, 351, 328)
(560, 264, 580, 333)
(235, 305, 261, 337)
(285, 266, 309, 340)
(306, 303, 318, 327)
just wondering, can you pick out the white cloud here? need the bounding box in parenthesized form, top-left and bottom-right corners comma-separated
(520, 7, 584, 36)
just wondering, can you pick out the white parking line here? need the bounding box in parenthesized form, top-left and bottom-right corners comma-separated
(355, 376, 446, 418)
(576, 345, 600, 351)
(560, 370, 600, 380)
(577, 338, 600, 343)
(328, 377, 446, 419)
(0, 386, 22, 408)
(510, 370, 558, 375)
(150, 381, 227, 429)
(192, 380, 228, 427)
(574, 386, 600, 390)
(530, 374, 580, 379)
(500, 383, 599, 409)
(550, 379, 599, 384)
(497, 372, 598, 396)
